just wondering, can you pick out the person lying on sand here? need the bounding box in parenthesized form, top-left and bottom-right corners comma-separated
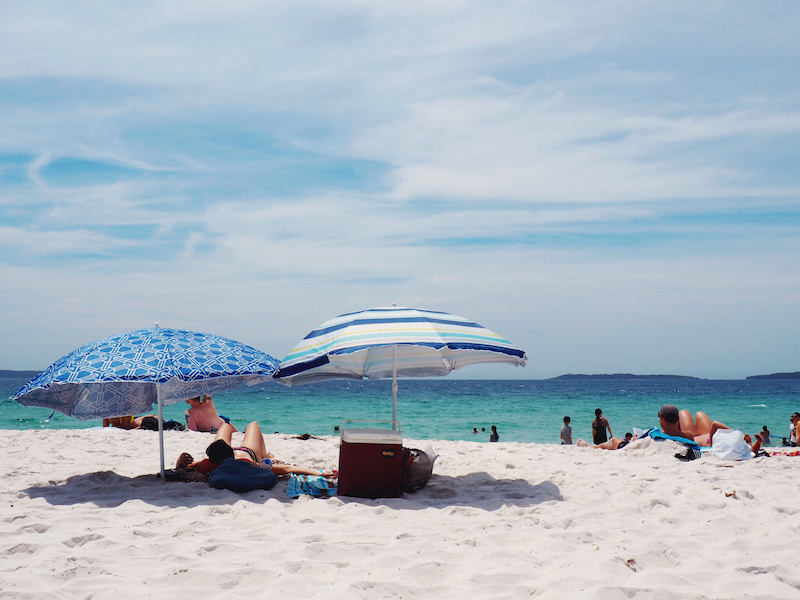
(176, 421, 336, 477)
(185, 394, 235, 433)
(678, 409, 730, 446)
(290, 433, 322, 440)
(661, 405, 762, 452)
(576, 432, 634, 450)
(103, 414, 154, 429)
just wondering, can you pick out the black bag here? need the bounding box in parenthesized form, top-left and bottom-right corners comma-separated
(401, 448, 436, 492)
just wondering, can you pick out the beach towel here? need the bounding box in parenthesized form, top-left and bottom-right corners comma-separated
(638, 427, 701, 451)
(286, 473, 338, 498)
(207, 458, 278, 492)
(769, 449, 800, 457)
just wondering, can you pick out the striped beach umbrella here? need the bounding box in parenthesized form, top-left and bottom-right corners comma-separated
(12, 327, 279, 478)
(275, 306, 527, 423)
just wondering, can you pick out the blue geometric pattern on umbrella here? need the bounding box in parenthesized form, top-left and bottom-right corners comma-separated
(12, 328, 279, 420)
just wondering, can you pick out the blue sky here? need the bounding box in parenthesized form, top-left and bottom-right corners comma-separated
(1, 1, 798, 379)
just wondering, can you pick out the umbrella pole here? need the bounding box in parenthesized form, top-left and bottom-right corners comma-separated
(157, 384, 165, 480)
(392, 346, 398, 430)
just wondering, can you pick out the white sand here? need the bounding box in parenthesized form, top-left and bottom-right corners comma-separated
(1, 428, 798, 600)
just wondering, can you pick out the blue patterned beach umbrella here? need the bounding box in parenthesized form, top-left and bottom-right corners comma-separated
(12, 327, 279, 477)
(276, 306, 527, 423)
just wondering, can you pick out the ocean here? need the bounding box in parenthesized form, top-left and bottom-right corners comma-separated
(2, 377, 799, 445)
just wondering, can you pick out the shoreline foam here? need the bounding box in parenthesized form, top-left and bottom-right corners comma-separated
(2, 428, 798, 599)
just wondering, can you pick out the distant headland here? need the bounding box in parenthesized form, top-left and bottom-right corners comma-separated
(548, 373, 702, 381)
(0, 370, 40, 379)
(745, 372, 800, 380)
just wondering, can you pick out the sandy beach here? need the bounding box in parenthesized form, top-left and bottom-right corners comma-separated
(1, 427, 798, 599)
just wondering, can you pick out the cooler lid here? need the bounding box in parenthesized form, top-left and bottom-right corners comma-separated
(342, 428, 403, 444)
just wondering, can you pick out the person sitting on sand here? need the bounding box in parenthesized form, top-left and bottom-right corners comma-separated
(103, 414, 154, 429)
(176, 421, 336, 477)
(561, 416, 572, 445)
(185, 394, 235, 433)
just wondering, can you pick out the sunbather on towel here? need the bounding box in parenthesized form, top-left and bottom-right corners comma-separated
(664, 405, 762, 452)
(576, 432, 634, 449)
(103, 414, 154, 429)
(176, 421, 337, 477)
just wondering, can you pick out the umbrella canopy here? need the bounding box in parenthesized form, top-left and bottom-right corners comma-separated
(275, 306, 527, 422)
(12, 327, 279, 477)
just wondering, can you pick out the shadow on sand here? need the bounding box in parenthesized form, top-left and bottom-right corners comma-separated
(22, 470, 562, 510)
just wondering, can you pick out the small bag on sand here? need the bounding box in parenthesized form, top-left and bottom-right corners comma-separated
(712, 429, 753, 461)
(401, 447, 437, 492)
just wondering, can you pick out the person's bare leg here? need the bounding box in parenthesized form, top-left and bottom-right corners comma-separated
(242, 421, 272, 461)
(679, 410, 698, 436)
(596, 438, 624, 450)
(745, 434, 763, 453)
(214, 423, 236, 445)
(694, 412, 713, 435)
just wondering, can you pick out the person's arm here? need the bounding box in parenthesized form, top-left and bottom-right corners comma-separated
(707, 421, 730, 446)
(175, 453, 202, 469)
(605, 419, 612, 439)
(568, 429, 572, 444)
(271, 464, 336, 477)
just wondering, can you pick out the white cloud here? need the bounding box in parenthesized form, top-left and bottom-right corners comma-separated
(0, 1, 798, 377)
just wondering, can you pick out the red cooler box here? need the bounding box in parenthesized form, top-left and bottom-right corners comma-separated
(338, 422, 403, 498)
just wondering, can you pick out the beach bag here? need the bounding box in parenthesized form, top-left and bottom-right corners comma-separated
(401, 447, 437, 492)
(286, 473, 338, 498)
(208, 458, 278, 492)
(712, 429, 753, 461)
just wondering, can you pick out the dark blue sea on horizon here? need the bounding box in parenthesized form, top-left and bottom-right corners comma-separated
(2, 377, 799, 445)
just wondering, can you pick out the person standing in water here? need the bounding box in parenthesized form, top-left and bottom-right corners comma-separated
(592, 408, 612, 444)
(489, 425, 499, 442)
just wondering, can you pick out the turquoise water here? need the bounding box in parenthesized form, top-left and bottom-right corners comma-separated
(2, 378, 799, 444)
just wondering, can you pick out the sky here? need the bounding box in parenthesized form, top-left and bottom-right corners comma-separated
(1, 1, 799, 380)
